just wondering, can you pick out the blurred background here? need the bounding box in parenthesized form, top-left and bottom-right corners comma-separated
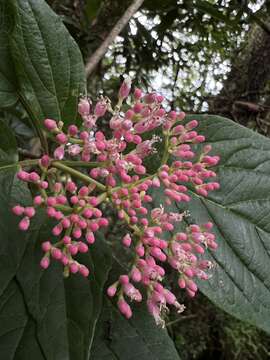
(45, 1, 270, 358)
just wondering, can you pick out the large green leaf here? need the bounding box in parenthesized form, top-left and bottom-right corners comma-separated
(0, 168, 42, 360)
(64, 235, 112, 360)
(152, 115, 270, 334)
(0, 1, 18, 107)
(90, 299, 181, 360)
(0, 173, 113, 360)
(0, 120, 112, 359)
(0, 120, 18, 166)
(3, 0, 86, 151)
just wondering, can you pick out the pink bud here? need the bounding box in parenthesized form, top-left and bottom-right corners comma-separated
(68, 125, 78, 136)
(119, 77, 131, 99)
(12, 205, 24, 216)
(51, 248, 62, 260)
(204, 222, 213, 230)
(152, 177, 160, 187)
(98, 218, 109, 227)
(117, 299, 132, 319)
(107, 285, 117, 297)
(94, 100, 107, 117)
(66, 181, 77, 193)
(131, 268, 142, 282)
(186, 280, 198, 292)
(68, 244, 78, 255)
(61, 217, 71, 229)
(24, 207, 35, 218)
(44, 118, 57, 131)
(78, 242, 88, 253)
(86, 231, 95, 244)
(89, 222, 99, 232)
(73, 227, 82, 239)
(133, 102, 143, 113)
(178, 278, 186, 288)
(61, 255, 69, 266)
(89, 197, 98, 206)
(40, 155, 50, 167)
(68, 144, 81, 156)
(164, 290, 176, 305)
(63, 235, 71, 245)
(136, 245, 145, 257)
(134, 88, 142, 99)
(79, 265, 90, 277)
(40, 181, 48, 189)
(19, 217, 30, 231)
(78, 98, 91, 116)
(52, 224, 63, 236)
(186, 120, 198, 130)
(34, 195, 43, 205)
(80, 131, 89, 141)
(122, 233, 132, 247)
(69, 262, 79, 273)
(119, 275, 129, 285)
(47, 207, 56, 218)
(29, 172, 40, 182)
(56, 133, 68, 144)
(184, 268, 194, 277)
(40, 257, 50, 269)
(17, 170, 29, 181)
(54, 146, 65, 160)
(47, 197, 56, 206)
(41, 241, 51, 252)
(70, 196, 79, 205)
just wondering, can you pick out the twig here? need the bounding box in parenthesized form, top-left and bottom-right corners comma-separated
(85, 0, 144, 77)
(166, 315, 197, 327)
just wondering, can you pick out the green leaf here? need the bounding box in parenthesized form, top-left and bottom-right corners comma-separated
(0, 1, 18, 108)
(64, 234, 112, 360)
(0, 120, 18, 166)
(90, 299, 181, 360)
(152, 115, 270, 334)
(85, 0, 102, 21)
(0, 164, 112, 359)
(5, 0, 86, 150)
(0, 168, 41, 360)
(0, 185, 112, 359)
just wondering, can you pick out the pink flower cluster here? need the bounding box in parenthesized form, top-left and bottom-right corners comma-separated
(13, 77, 220, 325)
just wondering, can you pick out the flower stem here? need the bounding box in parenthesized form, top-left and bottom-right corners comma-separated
(161, 131, 170, 165)
(51, 161, 106, 191)
(60, 160, 105, 168)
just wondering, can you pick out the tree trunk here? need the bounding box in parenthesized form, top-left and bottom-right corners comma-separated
(208, 21, 270, 134)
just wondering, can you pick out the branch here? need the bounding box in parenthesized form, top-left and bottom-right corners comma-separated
(85, 0, 144, 77)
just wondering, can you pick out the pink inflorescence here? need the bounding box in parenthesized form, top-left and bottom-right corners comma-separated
(13, 76, 220, 325)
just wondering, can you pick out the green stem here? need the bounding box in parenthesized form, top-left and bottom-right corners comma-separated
(69, 137, 84, 145)
(52, 161, 106, 191)
(54, 204, 73, 213)
(60, 160, 104, 168)
(161, 131, 170, 165)
(111, 174, 155, 193)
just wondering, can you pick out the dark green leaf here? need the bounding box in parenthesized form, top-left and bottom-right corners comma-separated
(91, 299, 181, 360)
(0, 1, 18, 108)
(85, 0, 102, 21)
(152, 115, 270, 334)
(0, 120, 18, 165)
(7, 0, 86, 147)
(0, 167, 113, 359)
(65, 234, 112, 360)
